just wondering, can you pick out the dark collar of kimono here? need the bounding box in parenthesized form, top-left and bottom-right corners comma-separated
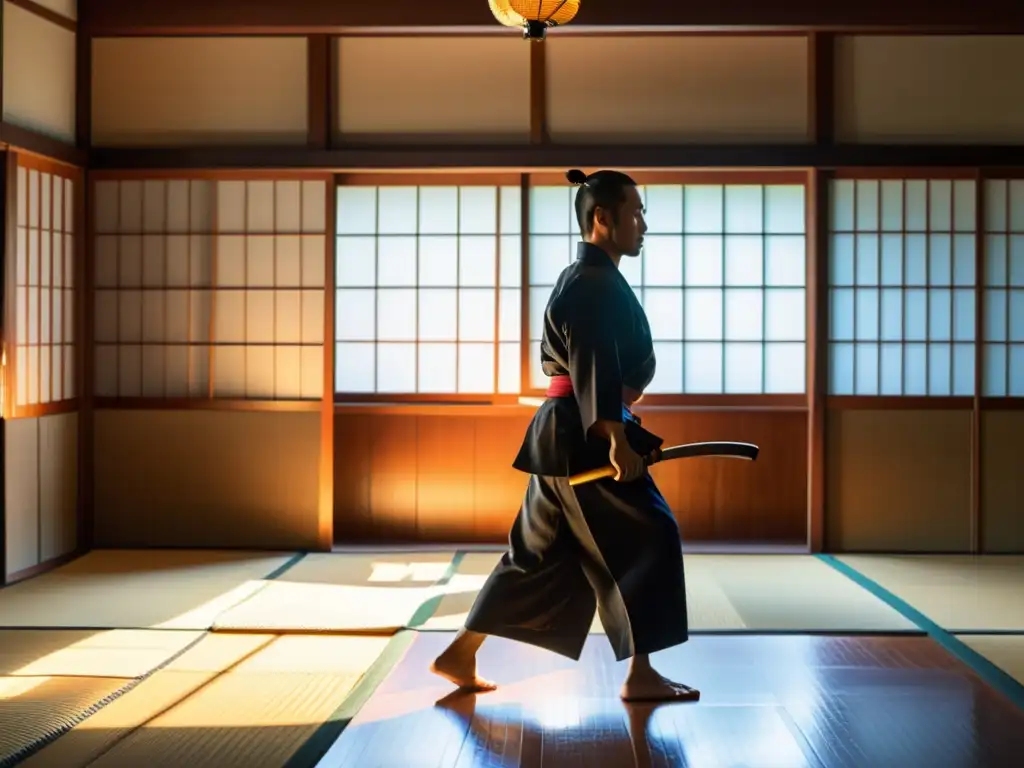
(575, 241, 636, 299)
(575, 241, 619, 268)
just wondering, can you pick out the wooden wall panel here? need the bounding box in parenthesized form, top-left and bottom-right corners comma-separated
(981, 411, 1024, 553)
(90, 37, 308, 146)
(836, 36, 1024, 143)
(2, 1, 77, 143)
(4, 412, 77, 578)
(93, 409, 320, 548)
(334, 409, 806, 544)
(335, 37, 531, 143)
(825, 409, 972, 552)
(334, 412, 532, 542)
(546, 36, 808, 144)
(638, 409, 807, 542)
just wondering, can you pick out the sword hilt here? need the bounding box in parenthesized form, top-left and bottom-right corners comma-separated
(567, 448, 663, 487)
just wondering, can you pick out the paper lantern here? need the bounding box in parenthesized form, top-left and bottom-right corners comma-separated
(488, 0, 581, 40)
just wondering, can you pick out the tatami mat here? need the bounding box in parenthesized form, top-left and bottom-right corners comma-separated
(0, 550, 296, 630)
(0, 675, 132, 766)
(415, 553, 503, 631)
(700, 555, 916, 631)
(0, 629, 204, 679)
(0, 629, 206, 765)
(212, 551, 457, 634)
(836, 555, 1024, 631)
(956, 635, 1024, 689)
(418, 553, 917, 633)
(21, 633, 275, 768)
(84, 635, 390, 768)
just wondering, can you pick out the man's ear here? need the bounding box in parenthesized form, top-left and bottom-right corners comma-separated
(592, 205, 611, 231)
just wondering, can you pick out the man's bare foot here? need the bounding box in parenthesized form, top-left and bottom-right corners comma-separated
(620, 668, 699, 702)
(430, 654, 498, 693)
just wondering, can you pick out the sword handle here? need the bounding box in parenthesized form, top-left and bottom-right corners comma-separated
(567, 448, 662, 487)
(567, 466, 617, 486)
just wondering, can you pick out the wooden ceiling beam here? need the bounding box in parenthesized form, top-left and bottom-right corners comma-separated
(80, 0, 1024, 36)
(88, 143, 1024, 171)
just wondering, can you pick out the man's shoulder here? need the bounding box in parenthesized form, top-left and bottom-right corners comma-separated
(550, 274, 617, 322)
(555, 264, 618, 300)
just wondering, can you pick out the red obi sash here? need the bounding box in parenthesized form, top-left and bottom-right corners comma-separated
(545, 375, 575, 398)
(545, 375, 643, 406)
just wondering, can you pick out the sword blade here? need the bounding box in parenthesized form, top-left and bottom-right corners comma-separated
(568, 441, 759, 486)
(656, 441, 760, 463)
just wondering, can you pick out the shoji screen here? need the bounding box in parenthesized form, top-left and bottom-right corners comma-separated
(92, 177, 328, 401)
(528, 178, 808, 395)
(12, 158, 77, 415)
(828, 178, 977, 396)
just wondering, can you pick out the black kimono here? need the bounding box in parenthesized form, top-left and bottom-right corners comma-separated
(463, 242, 689, 662)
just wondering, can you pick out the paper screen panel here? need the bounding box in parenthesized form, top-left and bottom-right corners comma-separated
(334, 184, 518, 396)
(1, 2, 76, 143)
(527, 182, 808, 394)
(92, 37, 307, 146)
(828, 178, 977, 396)
(336, 37, 530, 142)
(13, 162, 77, 411)
(92, 178, 327, 401)
(982, 180, 1024, 396)
(547, 36, 808, 144)
(836, 35, 1024, 144)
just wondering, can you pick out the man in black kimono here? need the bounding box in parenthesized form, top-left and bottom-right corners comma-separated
(430, 169, 697, 702)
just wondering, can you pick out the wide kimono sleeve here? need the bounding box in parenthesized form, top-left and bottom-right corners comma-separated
(564, 285, 625, 438)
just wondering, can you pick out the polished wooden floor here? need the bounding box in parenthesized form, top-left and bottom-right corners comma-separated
(316, 632, 1024, 768)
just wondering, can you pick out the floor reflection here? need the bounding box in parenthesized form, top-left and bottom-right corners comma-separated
(316, 633, 1024, 768)
(433, 689, 681, 768)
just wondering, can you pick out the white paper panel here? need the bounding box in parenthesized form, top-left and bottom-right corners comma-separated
(337, 37, 530, 141)
(212, 345, 246, 397)
(91, 176, 326, 401)
(245, 346, 275, 398)
(547, 36, 808, 143)
(275, 345, 302, 399)
(92, 37, 307, 146)
(300, 346, 323, 399)
(837, 36, 1024, 143)
(2, 2, 76, 142)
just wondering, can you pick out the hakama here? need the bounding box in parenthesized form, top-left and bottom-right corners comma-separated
(464, 243, 689, 662)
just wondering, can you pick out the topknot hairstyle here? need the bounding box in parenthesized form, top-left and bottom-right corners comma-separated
(565, 169, 637, 237)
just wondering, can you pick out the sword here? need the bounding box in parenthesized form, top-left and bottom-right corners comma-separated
(567, 441, 760, 486)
